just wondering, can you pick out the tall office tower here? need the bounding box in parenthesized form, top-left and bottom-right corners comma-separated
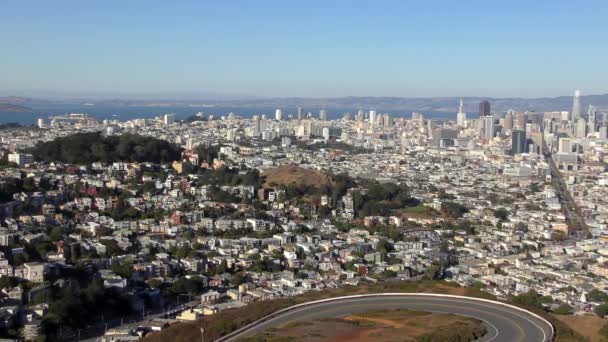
(252, 115, 262, 135)
(527, 112, 543, 129)
(588, 105, 597, 133)
(369, 110, 377, 125)
(37, 118, 44, 128)
(481, 115, 495, 140)
(163, 113, 175, 125)
(319, 109, 328, 121)
(600, 126, 608, 139)
(322, 127, 330, 140)
(514, 113, 528, 129)
(512, 130, 527, 154)
(575, 118, 587, 138)
(432, 128, 459, 147)
(456, 99, 467, 127)
(572, 89, 582, 122)
(297, 107, 304, 120)
(356, 109, 364, 121)
(558, 137, 572, 153)
(503, 112, 514, 130)
(275, 108, 283, 121)
(479, 100, 491, 117)
(427, 119, 433, 138)
(544, 119, 557, 134)
(382, 113, 392, 126)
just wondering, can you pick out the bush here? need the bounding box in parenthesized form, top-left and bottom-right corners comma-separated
(553, 304, 573, 315)
(595, 303, 608, 318)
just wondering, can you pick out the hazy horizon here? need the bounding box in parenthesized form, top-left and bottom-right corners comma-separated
(1, 88, 607, 102)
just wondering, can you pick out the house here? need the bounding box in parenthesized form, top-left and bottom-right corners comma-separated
(23, 263, 45, 283)
(176, 308, 203, 321)
(201, 290, 221, 304)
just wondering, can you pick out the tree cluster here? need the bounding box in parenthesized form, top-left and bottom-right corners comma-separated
(30, 132, 182, 164)
(352, 181, 417, 217)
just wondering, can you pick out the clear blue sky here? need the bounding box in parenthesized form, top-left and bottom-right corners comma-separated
(1, 0, 607, 98)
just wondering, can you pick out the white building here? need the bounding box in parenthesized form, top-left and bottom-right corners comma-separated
(319, 109, 328, 121)
(456, 99, 467, 127)
(481, 115, 495, 140)
(163, 113, 175, 125)
(369, 110, 377, 125)
(8, 153, 33, 167)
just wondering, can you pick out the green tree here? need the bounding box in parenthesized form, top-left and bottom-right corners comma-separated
(587, 289, 608, 302)
(494, 208, 510, 221)
(146, 279, 163, 289)
(49, 226, 65, 242)
(0, 276, 18, 290)
(424, 263, 442, 280)
(376, 239, 394, 254)
(595, 303, 608, 318)
(512, 290, 545, 308)
(111, 261, 133, 279)
(553, 304, 574, 315)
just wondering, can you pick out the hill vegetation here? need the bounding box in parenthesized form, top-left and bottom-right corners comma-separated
(29, 132, 182, 164)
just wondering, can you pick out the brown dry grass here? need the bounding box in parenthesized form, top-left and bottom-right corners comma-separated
(554, 314, 606, 342)
(240, 309, 485, 342)
(262, 165, 331, 188)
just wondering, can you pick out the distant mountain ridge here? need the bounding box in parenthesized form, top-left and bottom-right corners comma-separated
(2, 93, 608, 113)
(0, 102, 31, 112)
(213, 94, 608, 113)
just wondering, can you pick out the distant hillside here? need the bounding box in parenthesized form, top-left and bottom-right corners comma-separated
(214, 94, 608, 113)
(0, 102, 31, 112)
(4, 92, 608, 113)
(262, 165, 331, 188)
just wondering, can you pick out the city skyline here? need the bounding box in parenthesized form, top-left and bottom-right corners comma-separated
(1, 1, 607, 98)
(4, 2, 608, 342)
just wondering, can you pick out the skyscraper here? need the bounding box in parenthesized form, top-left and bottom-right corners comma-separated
(163, 113, 175, 125)
(275, 108, 283, 121)
(479, 100, 491, 117)
(503, 112, 514, 130)
(481, 115, 495, 140)
(512, 130, 527, 154)
(572, 89, 581, 122)
(558, 137, 572, 153)
(456, 99, 467, 127)
(588, 105, 597, 133)
(514, 113, 527, 129)
(382, 113, 392, 126)
(575, 118, 587, 138)
(297, 107, 304, 120)
(356, 109, 364, 121)
(369, 110, 377, 125)
(319, 109, 328, 121)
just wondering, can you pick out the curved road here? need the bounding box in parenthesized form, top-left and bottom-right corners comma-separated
(218, 294, 553, 342)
